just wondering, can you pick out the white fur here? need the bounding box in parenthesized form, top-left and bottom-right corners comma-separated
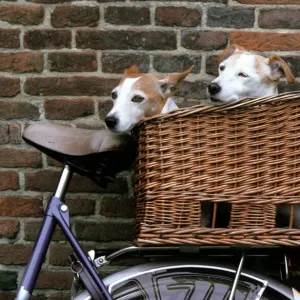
(209, 53, 277, 102)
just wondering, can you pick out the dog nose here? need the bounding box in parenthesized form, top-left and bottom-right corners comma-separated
(208, 83, 221, 95)
(105, 116, 119, 129)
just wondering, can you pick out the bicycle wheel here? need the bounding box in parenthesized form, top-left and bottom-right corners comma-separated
(73, 261, 296, 300)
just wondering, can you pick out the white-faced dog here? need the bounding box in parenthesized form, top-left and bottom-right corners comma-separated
(208, 44, 295, 102)
(105, 65, 194, 133)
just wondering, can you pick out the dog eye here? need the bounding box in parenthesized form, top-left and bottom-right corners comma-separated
(238, 72, 248, 78)
(111, 91, 117, 100)
(220, 65, 225, 71)
(131, 95, 144, 103)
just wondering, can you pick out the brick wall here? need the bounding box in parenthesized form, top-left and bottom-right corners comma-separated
(0, 0, 299, 298)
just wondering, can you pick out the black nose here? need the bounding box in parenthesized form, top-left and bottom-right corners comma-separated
(105, 116, 119, 129)
(208, 83, 221, 95)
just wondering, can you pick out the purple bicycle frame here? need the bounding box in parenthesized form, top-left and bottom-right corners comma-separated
(15, 165, 113, 300)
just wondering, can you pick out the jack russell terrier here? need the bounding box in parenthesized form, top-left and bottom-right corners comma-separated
(208, 44, 295, 102)
(105, 65, 194, 133)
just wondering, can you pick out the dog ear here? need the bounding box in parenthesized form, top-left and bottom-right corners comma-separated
(217, 44, 246, 65)
(268, 56, 295, 84)
(124, 65, 141, 76)
(158, 65, 194, 97)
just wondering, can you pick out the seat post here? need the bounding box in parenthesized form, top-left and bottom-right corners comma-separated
(54, 165, 73, 200)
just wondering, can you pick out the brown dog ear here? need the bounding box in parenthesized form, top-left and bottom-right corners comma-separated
(124, 65, 141, 76)
(268, 56, 295, 84)
(158, 65, 194, 97)
(217, 44, 247, 65)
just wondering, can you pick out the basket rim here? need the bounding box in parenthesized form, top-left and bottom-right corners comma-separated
(136, 91, 300, 127)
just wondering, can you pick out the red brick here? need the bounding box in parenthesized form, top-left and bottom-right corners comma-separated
(0, 148, 41, 168)
(47, 156, 63, 167)
(0, 101, 39, 119)
(0, 78, 20, 97)
(0, 4, 44, 25)
(230, 32, 300, 51)
(0, 29, 20, 48)
(24, 30, 71, 50)
(0, 244, 33, 264)
(0, 219, 19, 239)
(0, 171, 19, 190)
(9, 123, 22, 144)
(156, 7, 201, 27)
(51, 6, 99, 27)
(25, 169, 127, 193)
(0, 124, 9, 144)
(36, 270, 73, 290)
(259, 9, 300, 29)
(182, 31, 228, 50)
(0, 196, 43, 217)
(235, 0, 300, 3)
(44, 98, 94, 120)
(105, 6, 150, 25)
(76, 30, 176, 50)
(0, 52, 43, 73)
(25, 76, 118, 96)
(48, 52, 97, 72)
(98, 99, 113, 120)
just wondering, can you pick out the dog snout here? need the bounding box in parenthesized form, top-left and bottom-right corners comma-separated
(208, 83, 221, 95)
(105, 116, 119, 129)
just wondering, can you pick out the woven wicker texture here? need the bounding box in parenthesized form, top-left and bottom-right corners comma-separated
(135, 92, 300, 246)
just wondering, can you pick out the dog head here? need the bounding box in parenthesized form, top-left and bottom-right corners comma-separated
(105, 65, 193, 133)
(208, 44, 295, 103)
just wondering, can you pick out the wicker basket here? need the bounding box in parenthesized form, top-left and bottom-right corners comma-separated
(135, 92, 300, 246)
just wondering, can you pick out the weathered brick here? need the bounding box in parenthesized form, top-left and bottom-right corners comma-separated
(75, 219, 135, 242)
(44, 98, 94, 120)
(0, 219, 19, 239)
(0, 29, 20, 48)
(99, 195, 134, 218)
(36, 270, 73, 290)
(101, 53, 149, 73)
(51, 6, 99, 28)
(9, 123, 22, 144)
(0, 52, 43, 73)
(0, 101, 39, 120)
(235, 0, 300, 3)
(0, 171, 19, 190)
(27, 0, 125, 2)
(0, 124, 9, 144)
(0, 4, 44, 25)
(0, 196, 43, 217)
(259, 9, 300, 29)
(24, 30, 71, 50)
(206, 55, 218, 76)
(230, 32, 300, 51)
(279, 81, 300, 94)
(25, 76, 118, 96)
(76, 30, 177, 50)
(48, 52, 97, 72)
(207, 7, 254, 28)
(155, 7, 201, 27)
(0, 292, 45, 300)
(47, 156, 63, 167)
(0, 271, 17, 290)
(24, 220, 66, 241)
(182, 31, 228, 51)
(0, 78, 20, 97)
(153, 55, 201, 73)
(98, 100, 113, 120)
(177, 80, 209, 100)
(281, 56, 300, 78)
(0, 244, 33, 264)
(0, 148, 41, 168)
(105, 7, 150, 25)
(25, 170, 127, 193)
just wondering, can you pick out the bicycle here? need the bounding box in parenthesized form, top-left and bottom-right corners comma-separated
(15, 121, 300, 300)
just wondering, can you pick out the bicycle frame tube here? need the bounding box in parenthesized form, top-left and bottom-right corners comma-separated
(15, 165, 112, 300)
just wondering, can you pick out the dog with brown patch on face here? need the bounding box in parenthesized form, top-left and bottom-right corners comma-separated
(105, 65, 194, 133)
(208, 44, 295, 103)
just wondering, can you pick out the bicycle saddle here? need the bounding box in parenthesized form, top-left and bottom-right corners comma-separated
(23, 122, 137, 186)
